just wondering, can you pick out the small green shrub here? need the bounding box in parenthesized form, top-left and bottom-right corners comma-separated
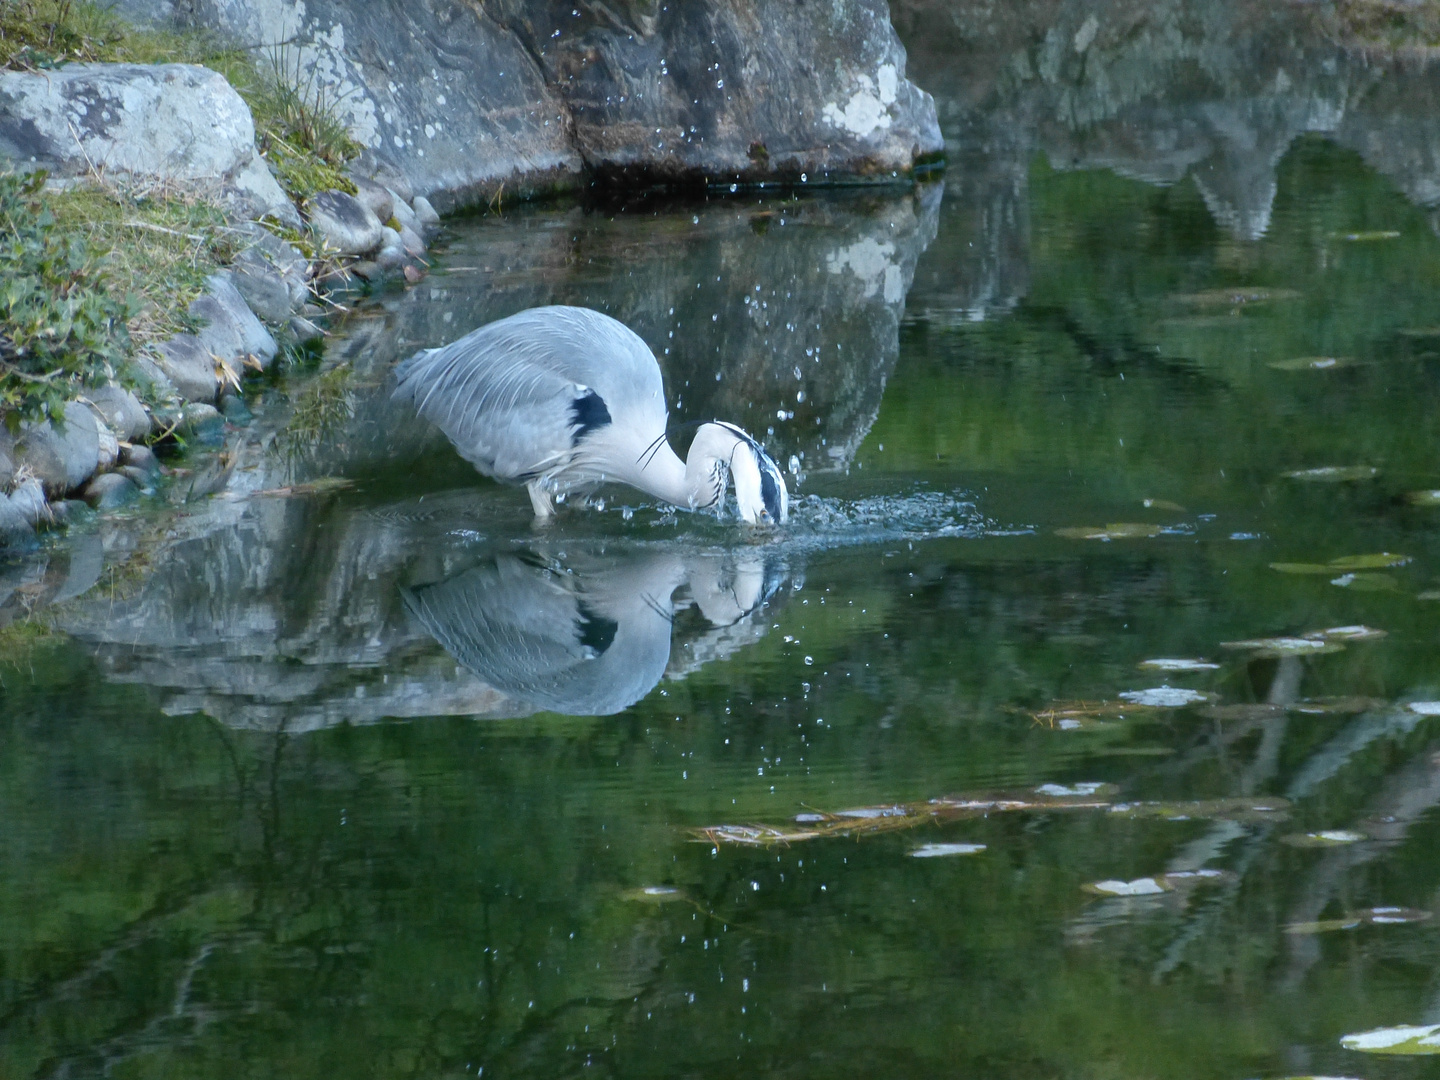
(0, 171, 136, 426)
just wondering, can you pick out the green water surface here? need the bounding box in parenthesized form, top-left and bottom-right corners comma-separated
(5, 134, 1440, 1079)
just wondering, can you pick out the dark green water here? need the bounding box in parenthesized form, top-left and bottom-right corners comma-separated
(8, 131, 1440, 1079)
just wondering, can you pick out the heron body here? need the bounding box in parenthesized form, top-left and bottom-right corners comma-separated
(392, 305, 788, 523)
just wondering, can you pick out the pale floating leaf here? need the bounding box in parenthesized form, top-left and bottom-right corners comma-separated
(1367, 906, 1432, 924)
(1084, 877, 1169, 896)
(1219, 636, 1344, 657)
(1108, 798, 1290, 823)
(1285, 907, 1430, 934)
(1268, 356, 1356, 371)
(911, 843, 986, 858)
(1027, 699, 1160, 728)
(1285, 466, 1380, 482)
(1408, 701, 1440, 716)
(1119, 687, 1214, 707)
(1175, 287, 1302, 306)
(1270, 563, 1343, 575)
(1056, 522, 1162, 541)
(622, 885, 685, 902)
(1083, 871, 1229, 897)
(1282, 829, 1368, 847)
(1142, 498, 1186, 512)
(1398, 326, 1440, 338)
(1406, 490, 1440, 506)
(833, 806, 911, 819)
(1139, 658, 1220, 671)
(1328, 553, 1411, 570)
(1331, 572, 1400, 592)
(1311, 625, 1387, 641)
(1334, 230, 1401, 241)
(1418, 590, 1440, 601)
(1340, 1024, 1440, 1054)
(1034, 782, 1109, 797)
(1289, 696, 1387, 715)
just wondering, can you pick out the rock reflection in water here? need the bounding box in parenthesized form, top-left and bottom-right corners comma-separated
(404, 547, 783, 717)
(54, 486, 789, 727)
(327, 186, 941, 481)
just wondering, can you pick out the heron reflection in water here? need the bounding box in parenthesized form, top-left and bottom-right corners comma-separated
(403, 548, 785, 716)
(393, 306, 789, 524)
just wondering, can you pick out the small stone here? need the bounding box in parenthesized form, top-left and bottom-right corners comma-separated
(83, 471, 138, 509)
(85, 384, 150, 441)
(307, 189, 385, 255)
(180, 402, 224, 444)
(47, 499, 88, 526)
(153, 334, 219, 404)
(120, 442, 161, 475)
(126, 353, 179, 406)
(93, 419, 120, 472)
(389, 194, 419, 233)
(300, 303, 324, 317)
(349, 260, 382, 280)
(399, 222, 426, 257)
(290, 315, 325, 343)
(231, 252, 295, 323)
(411, 195, 440, 226)
(219, 393, 253, 424)
(0, 438, 14, 490)
(348, 150, 413, 203)
(403, 264, 424, 284)
(375, 226, 407, 269)
(350, 176, 395, 225)
(118, 465, 154, 489)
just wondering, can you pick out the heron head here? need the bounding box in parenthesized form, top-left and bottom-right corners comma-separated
(706, 422, 789, 526)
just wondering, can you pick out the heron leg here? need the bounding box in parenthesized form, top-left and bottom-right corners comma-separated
(527, 480, 555, 520)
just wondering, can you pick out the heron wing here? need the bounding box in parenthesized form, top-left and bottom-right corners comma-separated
(403, 556, 665, 716)
(392, 306, 665, 482)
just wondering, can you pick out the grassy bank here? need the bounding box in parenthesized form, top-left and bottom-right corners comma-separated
(0, 0, 359, 429)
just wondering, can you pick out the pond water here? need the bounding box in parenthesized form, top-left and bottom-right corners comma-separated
(9, 20, 1440, 1079)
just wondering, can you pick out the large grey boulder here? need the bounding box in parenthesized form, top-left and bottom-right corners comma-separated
(0, 63, 297, 225)
(14, 402, 102, 496)
(111, 0, 941, 211)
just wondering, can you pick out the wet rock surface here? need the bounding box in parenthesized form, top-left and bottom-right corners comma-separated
(112, 0, 942, 210)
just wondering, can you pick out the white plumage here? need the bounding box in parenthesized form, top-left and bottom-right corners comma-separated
(393, 305, 788, 523)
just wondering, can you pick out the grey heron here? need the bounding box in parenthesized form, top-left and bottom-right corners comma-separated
(392, 305, 789, 523)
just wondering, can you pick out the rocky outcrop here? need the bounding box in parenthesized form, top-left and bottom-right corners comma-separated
(0, 62, 297, 224)
(112, 0, 943, 210)
(892, 0, 1440, 244)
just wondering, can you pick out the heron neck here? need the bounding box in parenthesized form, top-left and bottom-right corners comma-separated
(632, 440, 721, 512)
